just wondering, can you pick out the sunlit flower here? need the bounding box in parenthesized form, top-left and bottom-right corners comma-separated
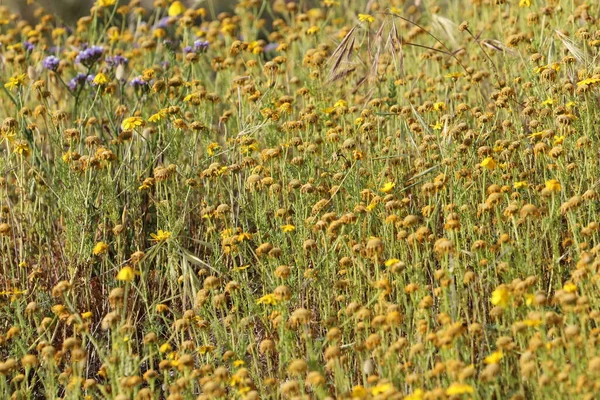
(545, 179, 561, 192)
(168, 1, 186, 17)
(5, 73, 27, 90)
(256, 293, 278, 305)
(358, 13, 375, 23)
(480, 157, 496, 170)
(116, 266, 138, 282)
(150, 229, 172, 242)
(93, 242, 109, 255)
(121, 117, 144, 131)
(491, 286, 510, 308)
(484, 350, 504, 364)
(446, 383, 474, 395)
(380, 182, 395, 193)
(281, 225, 296, 232)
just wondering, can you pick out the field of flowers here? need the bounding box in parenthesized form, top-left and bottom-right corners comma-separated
(1, 0, 600, 398)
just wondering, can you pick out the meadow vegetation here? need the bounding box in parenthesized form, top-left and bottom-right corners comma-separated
(0, 0, 600, 398)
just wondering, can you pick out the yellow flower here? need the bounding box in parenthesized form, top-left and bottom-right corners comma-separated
(232, 359, 245, 367)
(168, 1, 186, 17)
(256, 293, 278, 305)
(433, 101, 446, 111)
(541, 97, 554, 106)
(281, 225, 296, 232)
(159, 343, 172, 353)
(199, 345, 215, 354)
(446, 383, 474, 396)
(480, 157, 496, 170)
(148, 110, 167, 123)
(385, 258, 401, 267)
(577, 77, 600, 86)
(545, 179, 561, 192)
(4, 73, 27, 90)
(431, 121, 443, 130)
(380, 182, 395, 193)
(93, 73, 108, 85)
(81, 311, 93, 319)
(491, 286, 510, 308)
(96, 0, 116, 6)
(513, 181, 528, 189)
(563, 282, 577, 293)
(523, 319, 542, 327)
(306, 26, 320, 35)
(445, 72, 464, 79)
(519, 0, 531, 7)
(93, 241, 109, 255)
(351, 385, 368, 398)
(13, 141, 30, 157)
(553, 135, 565, 145)
(405, 389, 424, 400)
(484, 350, 504, 364)
(371, 383, 393, 395)
(121, 116, 144, 131)
(156, 304, 169, 313)
(150, 229, 172, 242)
(358, 14, 375, 23)
(207, 142, 221, 156)
(116, 266, 138, 282)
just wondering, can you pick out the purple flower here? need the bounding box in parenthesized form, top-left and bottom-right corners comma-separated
(68, 73, 89, 91)
(43, 56, 60, 71)
(194, 40, 209, 52)
(23, 41, 34, 52)
(129, 76, 147, 88)
(105, 55, 128, 67)
(75, 46, 104, 67)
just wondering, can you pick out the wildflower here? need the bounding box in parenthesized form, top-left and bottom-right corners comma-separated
(380, 182, 395, 193)
(233, 359, 245, 367)
(484, 350, 504, 364)
(121, 117, 144, 131)
(480, 157, 496, 170)
(194, 40, 210, 52)
(545, 179, 561, 192)
(5, 73, 27, 90)
(541, 97, 554, 106)
(148, 110, 167, 123)
(13, 141, 30, 157)
(159, 343, 172, 353)
(446, 383, 474, 395)
(519, 0, 531, 7)
(433, 102, 446, 111)
(96, 0, 116, 6)
(358, 14, 375, 23)
(92, 73, 108, 85)
(385, 258, 401, 267)
(577, 77, 600, 86)
(491, 286, 510, 308)
(514, 181, 528, 189)
(68, 73, 89, 91)
(168, 1, 186, 17)
(42, 56, 60, 71)
(256, 293, 278, 305)
(281, 225, 296, 232)
(445, 72, 464, 79)
(206, 142, 221, 156)
(116, 266, 138, 282)
(75, 46, 104, 67)
(93, 242, 109, 255)
(563, 282, 577, 293)
(371, 383, 393, 395)
(351, 385, 368, 398)
(405, 389, 424, 400)
(431, 121, 443, 130)
(81, 311, 93, 319)
(150, 229, 172, 242)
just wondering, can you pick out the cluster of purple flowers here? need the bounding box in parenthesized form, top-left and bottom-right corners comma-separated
(105, 55, 128, 67)
(42, 55, 60, 71)
(75, 46, 104, 67)
(68, 73, 91, 91)
(183, 39, 209, 55)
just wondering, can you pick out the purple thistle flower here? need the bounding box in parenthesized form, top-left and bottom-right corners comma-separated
(23, 41, 34, 52)
(42, 56, 60, 71)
